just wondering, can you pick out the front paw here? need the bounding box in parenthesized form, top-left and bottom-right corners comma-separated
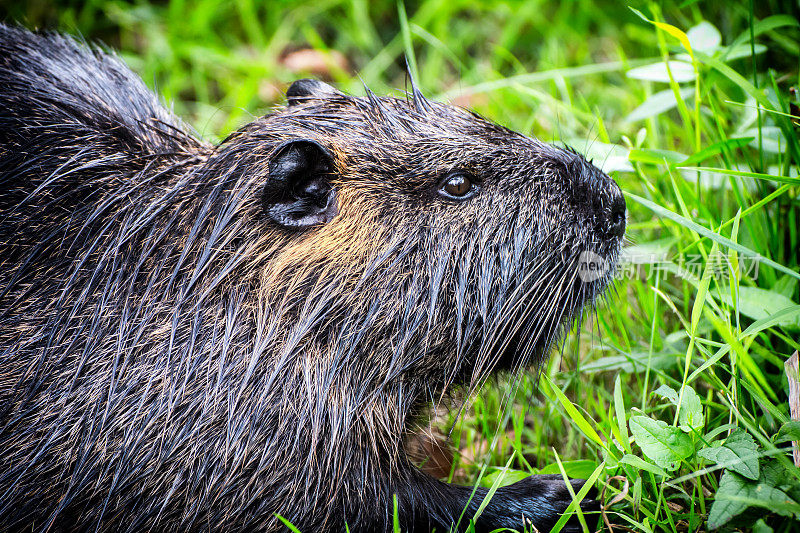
(477, 474, 600, 533)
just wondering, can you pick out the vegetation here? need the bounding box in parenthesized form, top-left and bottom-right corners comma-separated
(4, 0, 800, 531)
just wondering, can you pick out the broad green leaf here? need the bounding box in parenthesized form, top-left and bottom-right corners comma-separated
(698, 429, 760, 480)
(753, 519, 775, 533)
(626, 87, 694, 122)
(774, 276, 800, 299)
(708, 467, 800, 529)
(707, 470, 752, 528)
(629, 415, 693, 471)
(479, 467, 528, 488)
(539, 460, 601, 480)
(719, 286, 800, 330)
(740, 306, 800, 338)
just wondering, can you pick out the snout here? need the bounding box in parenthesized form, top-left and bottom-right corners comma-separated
(604, 182, 626, 239)
(556, 150, 626, 242)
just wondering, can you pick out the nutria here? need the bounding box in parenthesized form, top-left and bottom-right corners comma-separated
(0, 23, 625, 533)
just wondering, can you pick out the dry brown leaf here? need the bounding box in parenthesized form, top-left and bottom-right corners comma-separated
(281, 49, 348, 79)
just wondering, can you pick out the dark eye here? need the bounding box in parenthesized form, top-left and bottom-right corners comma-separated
(439, 172, 476, 200)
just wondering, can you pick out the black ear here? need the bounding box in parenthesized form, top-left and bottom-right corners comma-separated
(286, 79, 340, 106)
(263, 140, 338, 229)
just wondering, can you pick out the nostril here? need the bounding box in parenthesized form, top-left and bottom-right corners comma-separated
(607, 193, 626, 239)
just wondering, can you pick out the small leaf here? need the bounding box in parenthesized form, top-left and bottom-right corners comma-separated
(653, 384, 679, 404)
(686, 21, 721, 51)
(629, 148, 687, 165)
(698, 429, 760, 480)
(629, 415, 693, 471)
(724, 43, 768, 61)
(626, 87, 694, 122)
(742, 126, 786, 154)
(775, 420, 800, 444)
(635, 127, 647, 148)
(627, 60, 696, 83)
(753, 519, 774, 533)
(677, 385, 704, 433)
(628, 9, 694, 60)
(653, 384, 704, 432)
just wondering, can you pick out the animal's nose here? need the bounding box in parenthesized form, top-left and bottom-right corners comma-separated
(554, 149, 626, 240)
(604, 183, 626, 239)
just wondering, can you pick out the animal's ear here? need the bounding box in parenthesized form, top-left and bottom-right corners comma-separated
(263, 140, 338, 229)
(286, 79, 341, 106)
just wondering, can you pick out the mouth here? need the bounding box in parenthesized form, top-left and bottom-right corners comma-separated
(475, 237, 622, 376)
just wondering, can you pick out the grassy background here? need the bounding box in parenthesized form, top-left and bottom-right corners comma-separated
(3, 0, 800, 531)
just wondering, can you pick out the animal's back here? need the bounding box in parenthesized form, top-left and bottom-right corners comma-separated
(0, 23, 205, 274)
(0, 26, 218, 530)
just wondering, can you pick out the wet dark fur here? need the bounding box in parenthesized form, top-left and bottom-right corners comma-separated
(0, 24, 624, 533)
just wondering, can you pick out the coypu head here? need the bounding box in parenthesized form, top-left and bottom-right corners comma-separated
(0, 25, 618, 531)
(209, 78, 626, 393)
(0, 29, 623, 525)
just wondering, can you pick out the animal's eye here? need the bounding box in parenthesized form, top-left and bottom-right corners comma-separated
(439, 172, 476, 200)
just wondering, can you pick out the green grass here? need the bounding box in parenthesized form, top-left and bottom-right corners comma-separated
(5, 0, 800, 531)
